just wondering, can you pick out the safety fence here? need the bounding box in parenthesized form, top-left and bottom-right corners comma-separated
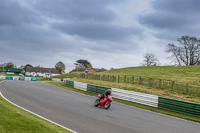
(65, 80, 200, 117)
(112, 88, 158, 107)
(158, 97, 200, 116)
(0, 76, 38, 81)
(78, 73, 200, 98)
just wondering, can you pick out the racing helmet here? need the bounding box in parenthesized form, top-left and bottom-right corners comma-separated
(107, 89, 111, 93)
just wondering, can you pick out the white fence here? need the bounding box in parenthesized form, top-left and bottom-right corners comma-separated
(111, 88, 158, 107)
(74, 81, 87, 91)
(68, 81, 158, 107)
(13, 76, 19, 80)
(0, 76, 5, 79)
(52, 78, 62, 82)
(25, 77, 32, 81)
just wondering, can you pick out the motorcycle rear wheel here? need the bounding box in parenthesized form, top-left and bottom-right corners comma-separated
(104, 102, 111, 109)
(94, 99, 99, 107)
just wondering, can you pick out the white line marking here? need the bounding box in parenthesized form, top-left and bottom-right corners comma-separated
(0, 91, 77, 133)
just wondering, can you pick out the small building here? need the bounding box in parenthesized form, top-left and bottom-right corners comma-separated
(70, 68, 107, 73)
(0, 67, 22, 75)
(25, 67, 60, 78)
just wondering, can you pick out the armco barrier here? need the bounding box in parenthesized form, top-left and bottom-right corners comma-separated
(65, 80, 200, 116)
(6, 76, 13, 80)
(52, 78, 61, 82)
(13, 76, 19, 80)
(74, 81, 87, 91)
(87, 84, 111, 94)
(158, 97, 200, 117)
(25, 77, 32, 80)
(112, 88, 158, 107)
(19, 77, 25, 80)
(31, 77, 38, 81)
(0, 76, 5, 79)
(1, 76, 37, 81)
(66, 80, 74, 88)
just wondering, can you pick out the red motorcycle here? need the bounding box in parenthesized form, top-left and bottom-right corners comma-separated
(94, 94, 113, 109)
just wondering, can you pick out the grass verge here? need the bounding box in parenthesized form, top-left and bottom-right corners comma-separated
(0, 96, 71, 133)
(48, 82, 200, 123)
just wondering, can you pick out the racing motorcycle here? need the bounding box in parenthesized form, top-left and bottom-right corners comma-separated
(94, 94, 113, 109)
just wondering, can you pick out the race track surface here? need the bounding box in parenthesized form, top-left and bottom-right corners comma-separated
(0, 80, 200, 133)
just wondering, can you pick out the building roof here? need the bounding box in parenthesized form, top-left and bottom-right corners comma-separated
(26, 67, 60, 74)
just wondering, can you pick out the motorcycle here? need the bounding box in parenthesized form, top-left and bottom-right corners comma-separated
(94, 94, 113, 109)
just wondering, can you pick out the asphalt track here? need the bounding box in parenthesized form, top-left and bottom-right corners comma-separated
(0, 80, 200, 133)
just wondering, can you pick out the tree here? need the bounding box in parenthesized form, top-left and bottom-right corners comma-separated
(55, 61, 65, 74)
(142, 53, 159, 66)
(5, 62, 14, 68)
(166, 36, 200, 66)
(75, 59, 92, 68)
(24, 64, 33, 72)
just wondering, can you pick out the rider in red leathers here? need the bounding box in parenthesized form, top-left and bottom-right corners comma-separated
(99, 89, 111, 101)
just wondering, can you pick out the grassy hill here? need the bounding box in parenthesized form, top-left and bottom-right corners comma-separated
(100, 66, 200, 86)
(70, 66, 200, 103)
(55, 66, 200, 85)
(52, 72, 78, 79)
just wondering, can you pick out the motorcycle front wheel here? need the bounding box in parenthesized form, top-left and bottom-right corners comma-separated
(94, 99, 99, 107)
(104, 102, 111, 109)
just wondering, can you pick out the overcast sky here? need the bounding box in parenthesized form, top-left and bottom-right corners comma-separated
(1, 0, 200, 72)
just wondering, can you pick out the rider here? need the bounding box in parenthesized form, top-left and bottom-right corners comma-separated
(99, 89, 111, 101)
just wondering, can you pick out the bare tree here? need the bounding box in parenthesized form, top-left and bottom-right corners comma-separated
(166, 36, 200, 66)
(142, 53, 159, 66)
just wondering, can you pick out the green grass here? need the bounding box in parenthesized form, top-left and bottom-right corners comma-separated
(5, 74, 22, 76)
(37, 77, 50, 81)
(48, 82, 200, 123)
(101, 66, 200, 85)
(0, 96, 71, 133)
(52, 73, 78, 79)
(0, 79, 4, 82)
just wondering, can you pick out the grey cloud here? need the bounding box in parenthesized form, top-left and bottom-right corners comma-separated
(34, 0, 116, 22)
(0, 0, 43, 26)
(52, 21, 142, 41)
(33, 0, 143, 41)
(152, 0, 200, 14)
(0, 0, 147, 72)
(138, 0, 200, 40)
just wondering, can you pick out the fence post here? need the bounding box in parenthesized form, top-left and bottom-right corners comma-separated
(171, 81, 174, 91)
(159, 79, 162, 89)
(139, 76, 142, 85)
(185, 83, 188, 94)
(149, 78, 152, 87)
(132, 76, 134, 84)
(108, 75, 109, 81)
(118, 75, 120, 83)
(124, 76, 126, 83)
